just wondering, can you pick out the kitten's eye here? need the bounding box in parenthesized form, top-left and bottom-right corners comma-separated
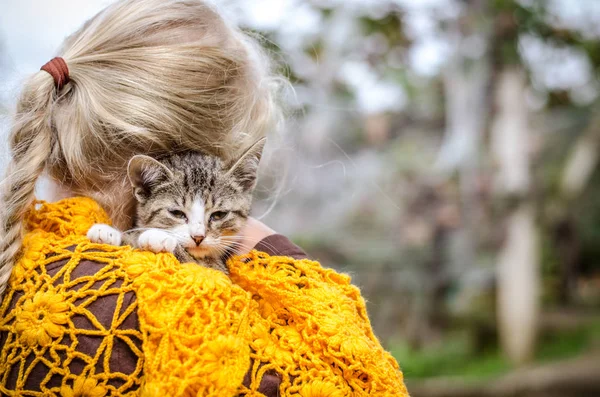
(168, 209, 187, 220)
(210, 211, 228, 222)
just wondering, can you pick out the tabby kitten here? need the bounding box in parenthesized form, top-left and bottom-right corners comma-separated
(87, 139, 264, 273)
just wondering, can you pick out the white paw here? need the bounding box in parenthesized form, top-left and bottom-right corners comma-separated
(138, 229, 177, 253)
(87, 224, 122, 246)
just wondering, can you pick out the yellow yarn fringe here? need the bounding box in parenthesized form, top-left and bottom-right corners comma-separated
(0, 197, 408, 396)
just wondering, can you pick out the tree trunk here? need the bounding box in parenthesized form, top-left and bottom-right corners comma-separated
(554, 109, 600, 304)
(492, 68, 539, 365)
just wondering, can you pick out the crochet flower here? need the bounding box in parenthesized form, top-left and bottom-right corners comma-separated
(202, 335, 248, 388)
(295, 381, 345, 397)
(60, 377, 107, 397)
(14, 290, 69, 347)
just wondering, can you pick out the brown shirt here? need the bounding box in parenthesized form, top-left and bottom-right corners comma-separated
(254, 234, 307, 260)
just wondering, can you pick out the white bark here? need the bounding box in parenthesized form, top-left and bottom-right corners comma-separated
(560, 113, 600, 198)
(492, 68, 539, 365)
(497, 204, 539, 364)
(561, 135, 598, 197)
(491, 70, 531, 194)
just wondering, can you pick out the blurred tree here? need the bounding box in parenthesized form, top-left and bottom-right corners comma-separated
(231, 0, 600, 371)
(489, 0, 540, 366)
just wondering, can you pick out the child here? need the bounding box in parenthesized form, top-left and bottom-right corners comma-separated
(0, 1, 408, 395)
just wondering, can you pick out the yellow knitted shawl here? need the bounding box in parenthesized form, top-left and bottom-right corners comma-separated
(0, 197, 408, 396)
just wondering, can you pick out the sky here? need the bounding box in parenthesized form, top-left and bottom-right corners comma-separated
(0, 0, 113, 102)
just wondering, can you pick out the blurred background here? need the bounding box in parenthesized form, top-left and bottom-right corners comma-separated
(1, 1, 600, 396)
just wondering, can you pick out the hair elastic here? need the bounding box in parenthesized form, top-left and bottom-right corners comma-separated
(40, 57, 70, 90)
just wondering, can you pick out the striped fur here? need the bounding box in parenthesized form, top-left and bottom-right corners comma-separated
(124, 140, 264, 272)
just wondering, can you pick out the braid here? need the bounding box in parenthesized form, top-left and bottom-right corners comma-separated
(0, 73, 55, 297)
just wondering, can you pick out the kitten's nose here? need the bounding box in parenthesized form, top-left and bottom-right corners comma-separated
(192, 235, 204, 246)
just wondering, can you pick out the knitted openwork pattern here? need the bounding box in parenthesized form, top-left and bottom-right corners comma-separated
(0, 197, 408, 396)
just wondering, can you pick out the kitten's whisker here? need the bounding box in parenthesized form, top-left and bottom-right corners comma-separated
(123, 227, 153, 234)
(220, 235, 282, 250)
(210, 244, 230, 258)
(219, 241, 244, 247)
(160, 230, 181, 239)
(217, 238, 282, 255)
(219, 236, 263, 243)
(213, 239, 245, 253)
(123, 228, 181, 240)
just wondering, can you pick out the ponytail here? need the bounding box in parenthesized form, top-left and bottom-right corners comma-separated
(0, 72, 56, 296)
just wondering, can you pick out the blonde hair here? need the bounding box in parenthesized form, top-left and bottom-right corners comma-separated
(0, 0, 279, 295)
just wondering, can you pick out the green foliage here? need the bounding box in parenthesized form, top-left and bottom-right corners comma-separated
(537, 319, 600, 362)
(359, 13, 408, 47)
(492, 0, 600, 77)
(391, 319, 600, 380)
(390, 333, 510, 380)
(574, 168, 600, 275)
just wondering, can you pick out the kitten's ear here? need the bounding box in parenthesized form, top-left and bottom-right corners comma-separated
(127, 155, 174, 201)
(226, 138, 265, 192)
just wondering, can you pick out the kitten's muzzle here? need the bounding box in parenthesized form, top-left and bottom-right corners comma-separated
(192, 235, 205, 246)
